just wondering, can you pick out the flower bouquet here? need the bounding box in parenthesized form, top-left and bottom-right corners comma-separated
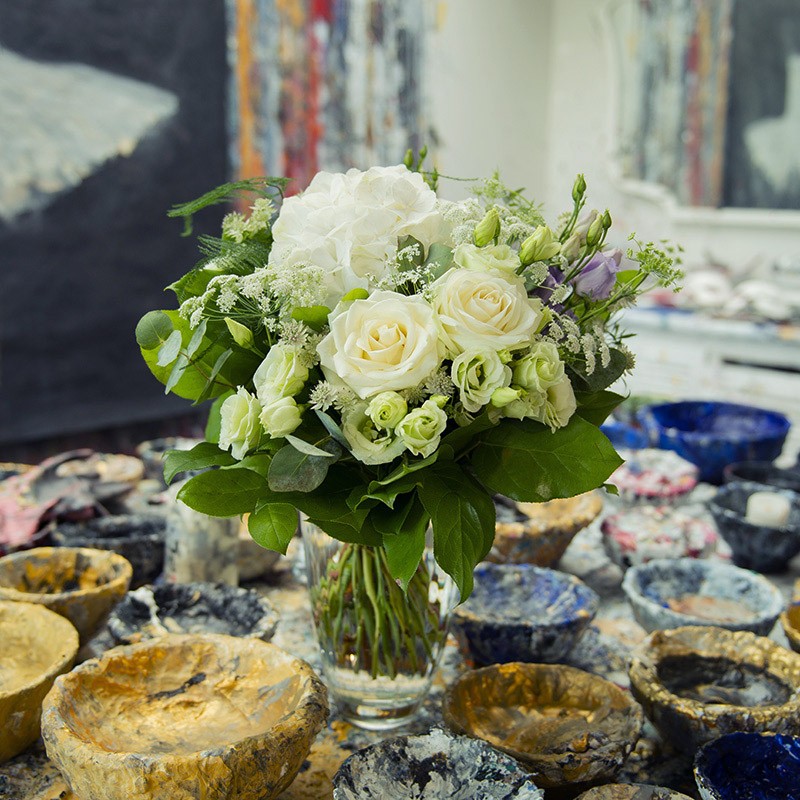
(137, 153, 680, 726)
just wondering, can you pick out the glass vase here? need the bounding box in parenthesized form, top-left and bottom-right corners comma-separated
(301, 520, 456, 730)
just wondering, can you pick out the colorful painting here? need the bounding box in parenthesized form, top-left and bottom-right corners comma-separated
(227, 0, 433, 191)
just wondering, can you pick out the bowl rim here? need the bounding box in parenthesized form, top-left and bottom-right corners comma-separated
(574, 784, 694, 800)
(629, 625, 800, 719)
(41, 633, 328, 763)
(723, 460, 800, 485)
(50, 514, 167, 545)
(621, 557, 785, 627)
(709, 480, 800, 534)
(0, 600, 79, 700)
(781, 607, 800, 650)
(0, 546, 133, 603)
(453, 564, 600, 626)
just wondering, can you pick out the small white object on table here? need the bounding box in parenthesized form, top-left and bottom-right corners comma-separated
(745, 491, 791, 528)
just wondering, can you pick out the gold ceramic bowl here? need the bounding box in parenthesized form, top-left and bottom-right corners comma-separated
(0, 601, 79, 762)
(41, 633, 329, 800)
(488, 492, 603, 567)
(629, 626, 800, 753)
(0, 547, 132, 641)
(443, 662, 643, 789)
(575, 785, 693, 799)
(781, 605, 800, 653)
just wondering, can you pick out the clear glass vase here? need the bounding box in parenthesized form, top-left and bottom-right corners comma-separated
(301, 520, 456, 730)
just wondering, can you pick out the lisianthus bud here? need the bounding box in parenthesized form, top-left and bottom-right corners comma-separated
(572, 249, 624, 300)
(396, 399, 448, 457)
(366, 391, 408, 430)
(561, 232, 582, 262)
(490, 386, 523, 407)
(520, 226, 561, 265)
(259, 396, 302, 438)
(572, 174, 587, 203)
(473, 207, 501, 247)
(602, 209, 612, 230)
(585, 215, 605, 247)
(403, 149, 414, 169)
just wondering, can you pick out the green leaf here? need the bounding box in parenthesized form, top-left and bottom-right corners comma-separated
(165, 353, 189, 393)
(291, 305, 330, 331)
(441, 412, 496, 456)
(380, 496, 429, 591)
(418, 463, 495, 601)
(237, 453, 272, 478)
(248, 503, 298, 554)
(361, 452, 441, 509)
(163, 442, 236, 484)
(205, 392, 230, 443)
(470, 415, 624, 502)
(397, 235, 425, 267)
(268, 444, 332, 492)
(156, 329, 183, 367)
(424, 243, 454, 279)
(224, 317, 254, 349)
(186, 319, 208, 358)
(341, 288, 369, 302)
(135, 311, 174, 350)
(575, 390, 628, 426)
(567, 348, 628, 393)
(314, 410, 349, 447)
(176, 468, 268, 517)
(285, 435, 338, 459)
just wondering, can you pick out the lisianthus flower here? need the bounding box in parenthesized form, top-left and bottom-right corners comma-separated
(572, 249, 624, 300)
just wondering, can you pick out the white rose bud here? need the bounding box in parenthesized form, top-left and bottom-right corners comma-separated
(342, 403, 406, 465)
(259, 396, 302, 438)
(519, 226, 561, 265)
(473, 207, 501, 246)
(432, 268, 543, 355)
(513, 342, 566, 393)
(451, 349, 512, 413)
(218, 387, 262, 459)
(453, 243, 521, 276)
(253, 344, 309, 405)
(366, 391, 408, 430)
(396, 399, 449, 457)
(533, 376, 577, 431)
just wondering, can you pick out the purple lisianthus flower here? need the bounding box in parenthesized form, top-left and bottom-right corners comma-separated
(572, 249, 623, 300)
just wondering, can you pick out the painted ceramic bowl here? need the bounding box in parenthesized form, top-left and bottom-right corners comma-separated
(694, 732, 800, 800)
(609, 449, 699, 504)
(107, 581, 279, 645)
(629, 626, 800, 753)
(709, 481, 800, 572)
(0, 601, 79, 763)
(41, 634, 329, 800)
(603, 506, 717, 570)
(576, 786, 693, 800)
(451, 563, 599, 666)
(332, 729, 544, 799)
(135, 437, 202, 484)
(0, 547, 132, 641)
(443, 663, 644, 789)
(622, 558, 783, 636)
(51, 514, 166, 587)
(781, 603, 800, 653)
(638, 402, 791, 484)
(723, 461, 800, 493)
(489, 492, 603, 567)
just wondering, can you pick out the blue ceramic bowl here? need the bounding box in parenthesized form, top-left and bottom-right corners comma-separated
(332, 729, 544, 800)
(694, 732, 800, 800)
(638, 402, 791, 484)
(451, 563, 599, 666)
(622, 558, 784, 636)
(601, 419, 650, 450)
(709, 481, 800, 573)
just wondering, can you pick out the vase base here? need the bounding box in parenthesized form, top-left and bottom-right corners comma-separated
(338, 699, 423, 731)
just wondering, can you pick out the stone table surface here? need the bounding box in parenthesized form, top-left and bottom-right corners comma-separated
(2, 492, 799, 800)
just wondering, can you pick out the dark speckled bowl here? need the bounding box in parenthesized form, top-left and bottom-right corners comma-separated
(709, 481, 800, 573)
(638, 402, 790, 484)
(723, 461, 800, 494)
(576, 785, 693, 800)
(451, 563, 599, 666)
(694, 732, 800, 800)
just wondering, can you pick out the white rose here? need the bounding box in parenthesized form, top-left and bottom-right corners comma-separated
(432, 268, 544, 355)
(513, 342, 565, 392)
(366, 391, 408, 430)
(451, 350, 512, 413)
(533, 376, 577, 431)
(317, 291, 442, 399)
(259, 396, 302, 438)
(396, 398, 448, 457)
(218, 388, 262, 459)
(453, 243, 521, 276)
(342, 403, 407, 465)
(253, 345, 309, 404)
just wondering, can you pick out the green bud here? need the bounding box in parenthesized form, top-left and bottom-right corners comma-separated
(602, 209, 612, 230)
(473, 207, 501, 247)
(429, 394, 449, 409)
(403, 149, 414, 169)
(490, 387, 523, 408)
(224, 317, 254, 349)
(585, 215, 604, 247)
(572, 173, 587, 203)
(520, 225, 561, 265)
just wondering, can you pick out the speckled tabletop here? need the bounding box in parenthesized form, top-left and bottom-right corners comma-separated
(2, 490, 798, 800)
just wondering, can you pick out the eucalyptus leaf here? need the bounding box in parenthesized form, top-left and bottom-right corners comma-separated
(163, 442, 236, 484)
(268, 444, 331, 492)
(248, 503, 299, 554)
(135, 311, 173, 350)
(285, 435, 337, 459)
(165, 353, 189, 394)
(157, 329, 183, 367)
(314, 410, 349, 447)
(186, 319, 208, 358)
(176, 467, 268, 516)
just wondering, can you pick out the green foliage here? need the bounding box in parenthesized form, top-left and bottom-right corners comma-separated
(567, 348, 628, 393)
(177, 467, 268, 516)
(291, 305, 330, 331)
(268, 440, 341, 493)
(380, 496, 429, 591)
(162, 442, 236, 484)
(248, 502, 298, 554)
(575, 390, 628, 426)
(472, 171, 544, 228)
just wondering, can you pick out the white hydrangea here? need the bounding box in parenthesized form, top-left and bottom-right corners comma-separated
(268, 166, 450, 306)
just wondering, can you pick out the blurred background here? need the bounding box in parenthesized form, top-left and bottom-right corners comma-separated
(2, 0, 800, 462)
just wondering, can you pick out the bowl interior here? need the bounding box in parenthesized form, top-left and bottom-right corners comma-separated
(711, 482, 800, 530)
(445, 664, 639, 763)
(54, 515, 166, 544)
(788, 605, 800, 633)
(54, 637, 312, 755)
(643, 402, 789, 439)
(724, 462, 800, 493)
(460, 565, 597, 625)
(0, 548, 129, 595)
(0, 602, 78, 696)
